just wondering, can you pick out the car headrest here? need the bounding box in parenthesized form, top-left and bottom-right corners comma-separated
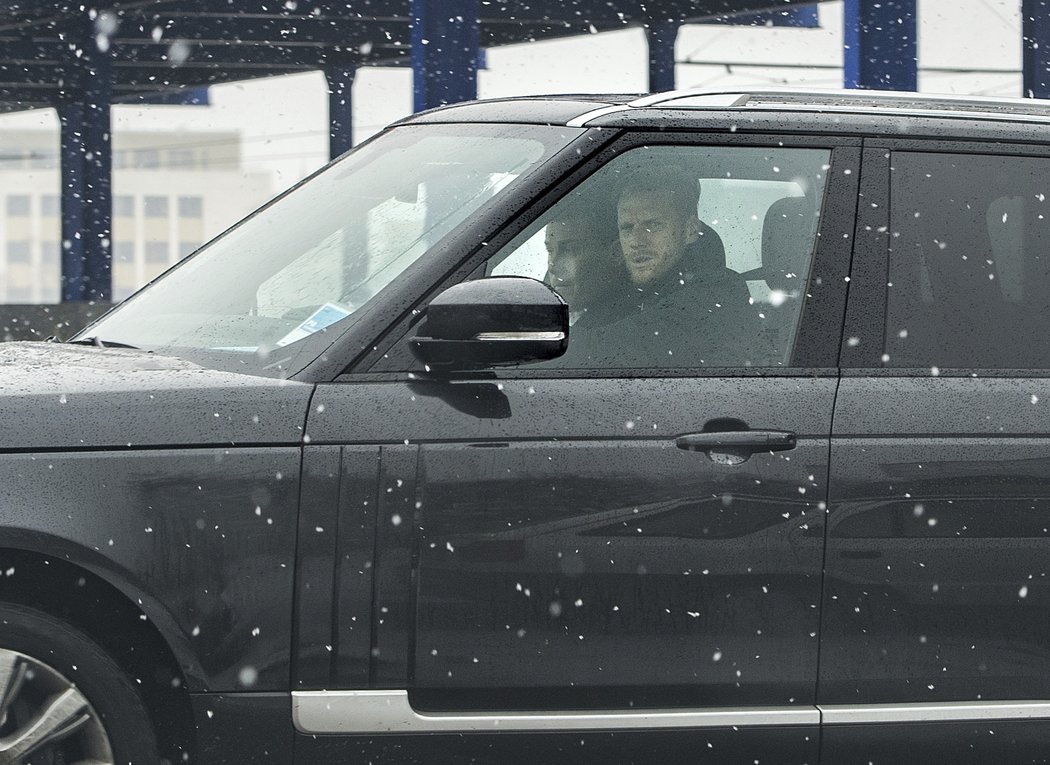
(761, 196, 814, 290)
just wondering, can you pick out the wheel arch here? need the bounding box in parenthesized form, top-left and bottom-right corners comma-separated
(0, 545, 200, 763)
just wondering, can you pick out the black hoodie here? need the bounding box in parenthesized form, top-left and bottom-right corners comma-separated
(563, 232, 770, 368)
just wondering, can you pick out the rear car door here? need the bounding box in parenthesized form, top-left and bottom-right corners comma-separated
(824, 141, 1050, 763)
(300, 132, 859, 764)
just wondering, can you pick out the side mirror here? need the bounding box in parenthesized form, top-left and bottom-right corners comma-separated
(410, 277, 568, 369)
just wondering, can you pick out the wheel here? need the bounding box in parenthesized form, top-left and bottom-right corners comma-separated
(0, 602, 159, 765)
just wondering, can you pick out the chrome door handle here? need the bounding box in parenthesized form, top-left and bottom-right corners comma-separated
(675, 430, 797, 453)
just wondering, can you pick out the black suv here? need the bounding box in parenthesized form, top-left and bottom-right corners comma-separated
(4, 89, 1050, 765)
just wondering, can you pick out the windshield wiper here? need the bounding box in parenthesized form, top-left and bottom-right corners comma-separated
(65, 337, 144, 350)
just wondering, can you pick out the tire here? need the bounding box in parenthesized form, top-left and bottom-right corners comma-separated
(0, 601, 160, 765)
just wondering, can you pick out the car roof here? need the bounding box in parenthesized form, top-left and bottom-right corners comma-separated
(403, 88, 1050, 144)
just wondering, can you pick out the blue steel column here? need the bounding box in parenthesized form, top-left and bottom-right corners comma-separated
(57, 19, 113, 302)
(1023, 0, 1050, 98)
(778, 6, 820, 27)
(411, 0, 480, 112)
(843, 0, 917, 91)
(646, 19, 681, 93)
(325, 65, 356, 159)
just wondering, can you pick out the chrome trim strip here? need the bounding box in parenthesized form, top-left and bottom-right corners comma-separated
(630, 91, 749, 108)
(565, 104, 632, 127)
(474, 331, 565, 341)
(628, 89, 707, 107)
(291, 690, 818, 734)
(291, 691, 1050, 734)
(820, 701, 1050, 725)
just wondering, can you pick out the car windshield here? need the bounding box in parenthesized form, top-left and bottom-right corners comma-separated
(75, 123, 581, 377)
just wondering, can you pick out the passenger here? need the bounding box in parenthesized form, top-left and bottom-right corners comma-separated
(567, 167, 765, 367)
(544, 206, 619, 325)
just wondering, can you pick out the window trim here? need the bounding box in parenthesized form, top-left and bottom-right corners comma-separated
(359, 131, 861, 379)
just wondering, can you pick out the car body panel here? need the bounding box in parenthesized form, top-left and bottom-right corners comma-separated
(0, 342, 312, 450)
(821, 719, 1050, 765)
(293, 444, 380, 689)
(0, 446, 304, 692)
(295, 725, 820, 765)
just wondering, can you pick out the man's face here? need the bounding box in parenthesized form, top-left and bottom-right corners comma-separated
(617, 190, 698, 285)
(545, 220, 605, 306)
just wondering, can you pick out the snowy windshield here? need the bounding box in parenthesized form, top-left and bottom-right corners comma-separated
(76, 123, 580, 377)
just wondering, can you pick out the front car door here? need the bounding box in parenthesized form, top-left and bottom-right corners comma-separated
(825, 140, 1050, 763)
(299, 130, 859, 764)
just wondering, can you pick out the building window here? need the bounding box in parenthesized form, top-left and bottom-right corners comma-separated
(144, 241, 168, 264)
(178, 196, 203, 218)
(114, 241, 135, 263)
(179, 241, 201, 258)
(135, 149, 160, 169)
(144, 196, 168, 218)
(169, 149, 196, 169)
(7, 241, 31, 263)
(114, 195, 135, 218)
(6, 195, 30, 216)
(41, 195, 59, 217)
(41, 242, 59, 264)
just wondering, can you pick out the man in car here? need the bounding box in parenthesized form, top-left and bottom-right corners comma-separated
(566, 167, 767, 367)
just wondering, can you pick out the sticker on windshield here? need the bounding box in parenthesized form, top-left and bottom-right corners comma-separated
(276, 302, 352, 347)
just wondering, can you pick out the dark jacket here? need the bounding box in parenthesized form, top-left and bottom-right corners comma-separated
(562, 235, 771, 368)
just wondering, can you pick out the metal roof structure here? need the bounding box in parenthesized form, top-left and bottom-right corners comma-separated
(0, 0, 826, 112)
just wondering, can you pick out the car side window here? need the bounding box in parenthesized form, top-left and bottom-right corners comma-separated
(885, 151, 1050, 369)
(487, 145, 831, 369)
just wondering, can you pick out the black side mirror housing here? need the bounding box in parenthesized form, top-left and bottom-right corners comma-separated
(410, 277, 568, 369)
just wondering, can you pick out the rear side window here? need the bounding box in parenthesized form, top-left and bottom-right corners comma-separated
(886, 151, 1050, 368)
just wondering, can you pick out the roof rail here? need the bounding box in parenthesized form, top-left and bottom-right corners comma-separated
(565, 87, 1050, 127)
(632, 87, 1050, 113)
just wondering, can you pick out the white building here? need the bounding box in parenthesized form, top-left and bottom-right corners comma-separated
(0, 129, 273, 302)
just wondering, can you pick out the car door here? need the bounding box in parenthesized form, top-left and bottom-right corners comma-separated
(298, 132, 859, 765)
(824, 142, 1050, 764)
